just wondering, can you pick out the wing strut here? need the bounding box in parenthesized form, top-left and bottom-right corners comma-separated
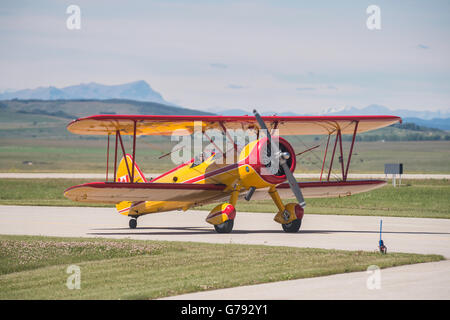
(323, 120, 359, 182)
(327, 130, 340, 181)
(106, 134, 110, 181)
(113, 131, 118, 181)
(344, 121, 359, 180)
(131, 120, 137, 182)
(109, 123, 139, 183)
(219, 121, 238, 152)
(117, 130, 132, 179)
(319, 134, 331, 181)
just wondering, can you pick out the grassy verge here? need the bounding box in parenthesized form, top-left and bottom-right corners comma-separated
(0, 178, 448, 219)
(0, 179, 113, 207)
(1, 138, 449, 173)
(0, 235, 443, 300)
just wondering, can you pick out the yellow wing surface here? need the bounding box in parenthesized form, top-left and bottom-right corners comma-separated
(64, 182, 228, 204)
(249, 180, 387, 200)
(67, 114, 401, 136)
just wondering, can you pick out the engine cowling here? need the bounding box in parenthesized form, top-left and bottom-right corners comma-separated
(238, 136, 296, 187)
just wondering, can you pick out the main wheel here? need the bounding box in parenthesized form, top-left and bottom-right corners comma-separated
(129, 218, 137, 229)
(282, 218, 302, 233)
(214, 219, 234, 233)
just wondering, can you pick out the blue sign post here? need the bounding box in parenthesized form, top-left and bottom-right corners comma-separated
(378, 219, 387, 254)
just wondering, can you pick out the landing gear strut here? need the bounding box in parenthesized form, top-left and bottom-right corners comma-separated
(272, 199, 304, 233)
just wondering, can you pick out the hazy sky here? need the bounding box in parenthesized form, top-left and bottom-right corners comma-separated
(1, 0, 449, 114)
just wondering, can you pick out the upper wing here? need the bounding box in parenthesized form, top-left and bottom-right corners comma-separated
(64, 182, 228, 204)
(67, 114, 401, 136)
(247, 180, 387, 200)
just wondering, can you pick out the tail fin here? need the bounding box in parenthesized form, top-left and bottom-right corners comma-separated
(116, 154, 147, 183)
(116, 154, 146, 216)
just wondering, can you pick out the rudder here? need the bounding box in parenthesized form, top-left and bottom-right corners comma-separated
(116, 154, 147, 183)
(116, 154, 147, 216)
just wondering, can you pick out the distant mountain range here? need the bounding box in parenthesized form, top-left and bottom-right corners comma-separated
(0, 99, 213, 119)
(320, 105, 450, 130)
(216, 105, 450, 131)
(318, 104, 450, 120)
(0, 80, 171, 105)
(1, 82, 448, 130)
(216, 109, 301, 117)
(216, 104, 449, 119)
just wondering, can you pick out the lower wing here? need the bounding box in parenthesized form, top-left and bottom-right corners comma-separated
(248, 180, 386, 200)
(64, 180, 386, 206)
(64, 182, 227, 204)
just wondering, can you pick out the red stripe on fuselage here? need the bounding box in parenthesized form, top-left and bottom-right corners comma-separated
(150, 158, 194, 183)
(183, 163, 240, 184)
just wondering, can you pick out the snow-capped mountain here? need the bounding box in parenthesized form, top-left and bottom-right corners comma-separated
(318, 104, 450, 120)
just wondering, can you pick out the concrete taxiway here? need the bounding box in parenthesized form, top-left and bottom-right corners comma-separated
(0, 205, 449, 299)
(163, 260, 450, 300)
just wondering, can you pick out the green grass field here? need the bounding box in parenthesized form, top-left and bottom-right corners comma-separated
(1, 137, 449, 173)
(0, 137, 176, 173)
(0, 178, 112, 207)
(0, 178, 449, 219)
(0, 234, 442, 300)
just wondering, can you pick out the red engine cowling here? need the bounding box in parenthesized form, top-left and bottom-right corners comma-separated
(245, 136, 297, 185)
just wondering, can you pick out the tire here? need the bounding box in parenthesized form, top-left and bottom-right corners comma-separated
(282, 218, 302, 233)
(129, 218, 137, 229)
(214, 219, 234, 233)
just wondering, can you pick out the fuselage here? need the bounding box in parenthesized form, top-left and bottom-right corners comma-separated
(117, 136, 296, 216)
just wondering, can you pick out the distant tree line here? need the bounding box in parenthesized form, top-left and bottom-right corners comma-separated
(17, 109, 75, 119)
(392, 122, 442, 133)
(342, 133, 450, 142)
(335, 122, 449, 142)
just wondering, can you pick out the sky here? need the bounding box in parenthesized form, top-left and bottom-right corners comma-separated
(0, 0, 449, 114)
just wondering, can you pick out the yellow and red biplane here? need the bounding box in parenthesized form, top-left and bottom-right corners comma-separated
(64, 110, 401, 233)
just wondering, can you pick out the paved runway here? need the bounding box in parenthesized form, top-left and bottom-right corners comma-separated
(163, 260, 450, 300)
(1, 205, 449, 299)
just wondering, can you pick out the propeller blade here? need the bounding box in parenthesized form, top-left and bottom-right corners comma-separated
(253, 109, 268, 131)
(281, 160, 306, 208)
(253, 109, 272, 157)
(253, 109, 306, 209)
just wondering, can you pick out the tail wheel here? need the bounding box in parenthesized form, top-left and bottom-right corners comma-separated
(282, 218, 302, 233)
(214, 219, 234, 233)
(129, 218, 137, 229)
